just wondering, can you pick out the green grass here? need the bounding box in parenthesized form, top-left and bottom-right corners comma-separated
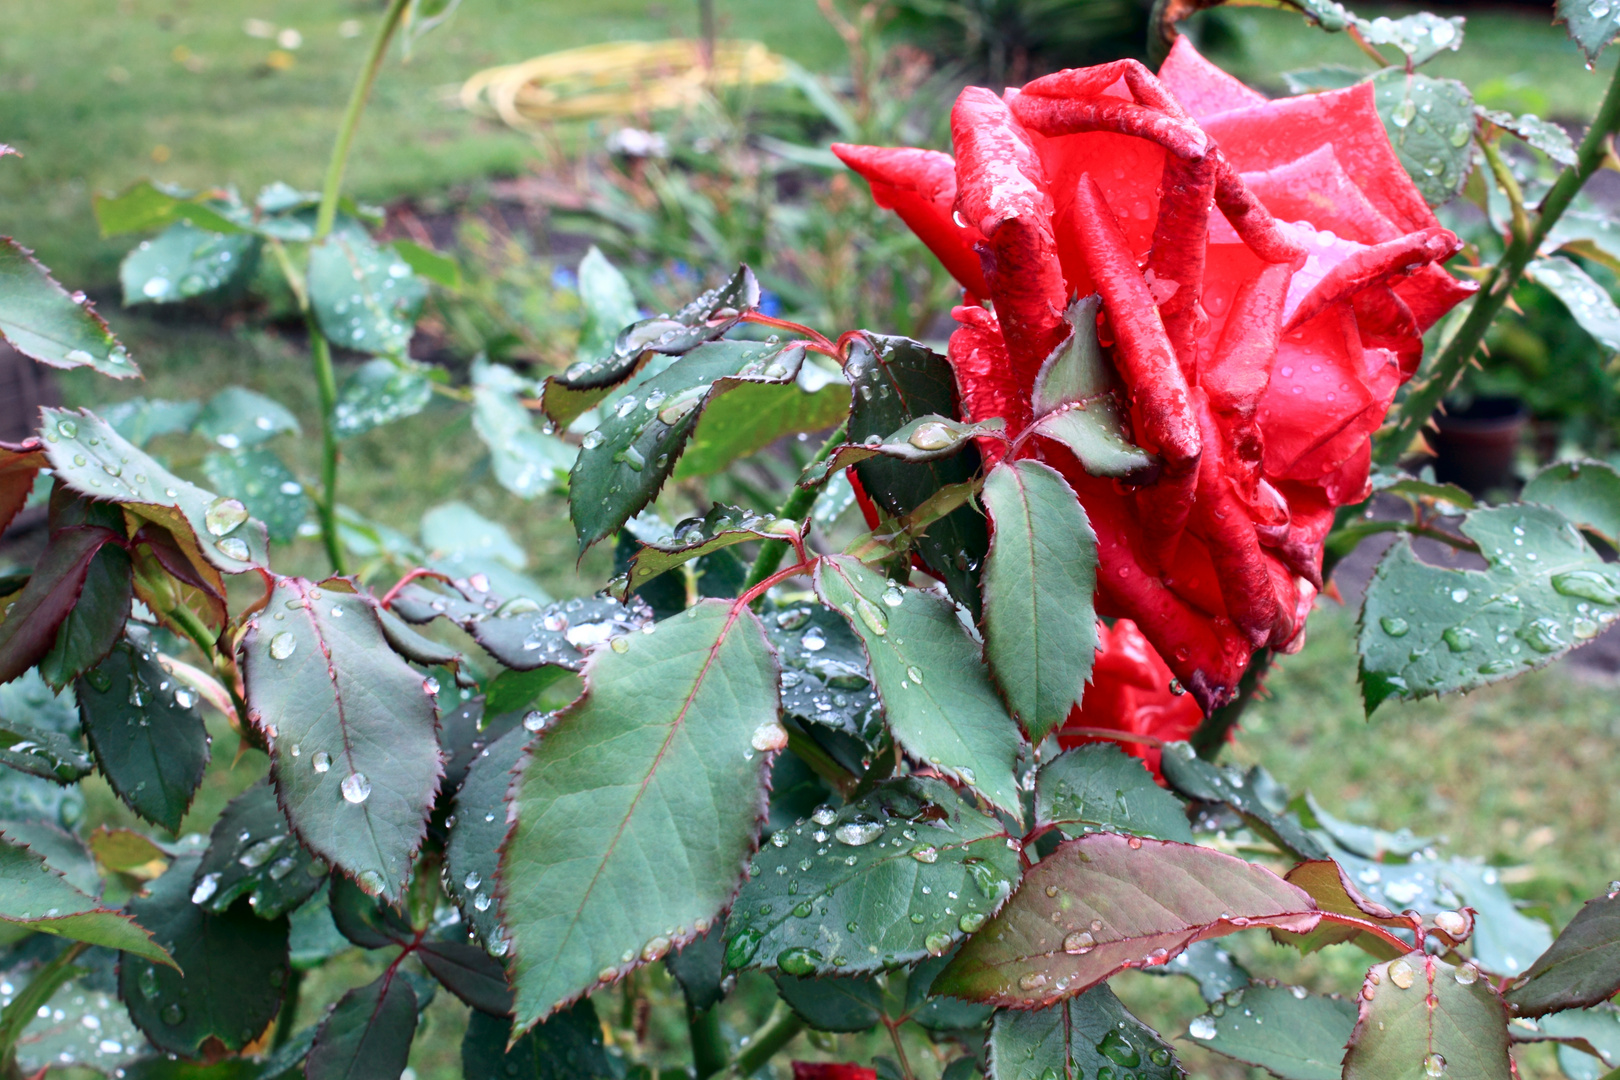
(0, 0, 846, 285)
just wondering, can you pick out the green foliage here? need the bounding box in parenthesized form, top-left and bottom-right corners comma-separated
(502, 600, 778, 1030)
(1358, 504, 1618, 711)
(1342, 954, 1512, 1079)
(1185, 983, 1356, 1079)
(988, 984, 1180, 1080)
(1034, 744, 1193, 843)
(724, 777, 1020, 978)
(240, 578, 442, 902)
(119, 854, 291, 1057)
(980, 460, 1097, 742)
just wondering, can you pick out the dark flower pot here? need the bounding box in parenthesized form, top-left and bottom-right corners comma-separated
(1429, 396, 1529, 496)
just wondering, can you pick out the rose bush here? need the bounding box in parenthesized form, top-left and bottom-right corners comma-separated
(834, 38, 1476, 710)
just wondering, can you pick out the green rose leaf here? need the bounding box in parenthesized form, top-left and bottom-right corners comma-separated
(1478, 109, 1577, 166)
(575, 246, 639, 364)
(936, 833, 1319, 1007)
(988, 984, 1180, 1080)
(666, 920, 729, 1013)
(0, 832, 172, 964)
(799, 415, 1007, 487)
(1159, 743, 1328, 859)
(333, 358, 434, 439)
(120, 223, 257, 306)
(569, 339, 808, 553)
(446, 722, 528, 952)
(10, 974, 145, 1076)
(1186, 983, 1356, 1080)
(1035, 744, 1193, 843)
(304, 970, 418, 1080)
(843, 334, 989, 615)
(1522, 459, 1620, 546)
(1505, 888, 1620, 1017)
(308, 224, 426, 357)
(193, 778, 327, 919)
(502, 600, 779, 1031)
(76, 628, 210, 832)
(202, 448, 311, 543)
(390, 238, 461, 289)
(1358, 504, 1618, 712)
(616, 503, 798, 599)
(1342, 953, 1512, 1080)
(1527, 256, 1620, 353)
(1281, 65, 1368, 93)
(1140, 939, 1250, 1002)
(417, 939, 513, 1018)
(675, 377, 850, 480)
(1556, 0, 1620, 62)
(460, 1003, 619, 1080)
(723, 777, 1020, 978)
(0, 238, 138, 378)
(93, 179, 249, 237)
(814, 555, 1024, 821)
(40, 407, 271, 575)
(1371, 69, 1474, 208)
(766, 601, 885, 752)
(774, 974, 884, 1032)
(541, 264, 758, 428)
(0, 721, 93, 783)
(194, 387, 300, 450)
(99, 397, 201, 448)
(1539, 1006, 1620, 1080)
(36, 497, 132, 689)
(981, 459, 1097, 743)
(1356, 12, 1464, 65)
(240, 577, 442, 903)
(119, 853, 290, 1056)
(391, 583, 647, 672)
(470, 358, 576, 498)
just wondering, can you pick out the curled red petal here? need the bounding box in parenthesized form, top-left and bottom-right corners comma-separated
(1146, 153, 1217, 377)
(831, 143, 990, 298)
(1189, 389, 1278, 649)
(1157, 35, 1267, 121)
(1213, 152, 1308, 267)
(1072, 174, 1200, 565)
(1008, 95, 1209, 161)
(1242, 144, 1400, 246)
(951, 87, 1070, 390)
(1283, 227, 1462, 333)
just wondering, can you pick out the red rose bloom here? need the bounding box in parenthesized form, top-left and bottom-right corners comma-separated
(834, 38, 1475, 709)
(1057, 618, 1203, 779)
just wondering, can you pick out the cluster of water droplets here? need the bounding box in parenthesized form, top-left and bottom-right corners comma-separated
(768, 603, 885, 743)
(726, 786, 1013, 975)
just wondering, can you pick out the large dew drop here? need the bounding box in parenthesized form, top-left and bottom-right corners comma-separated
(204, 496, 249, 537)
(341, 772, 371, 804)
(268, 632, 297, 660)
(833, 817, 883, 846)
